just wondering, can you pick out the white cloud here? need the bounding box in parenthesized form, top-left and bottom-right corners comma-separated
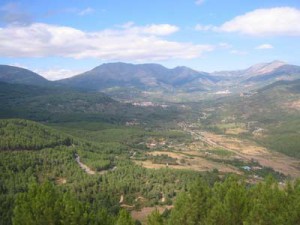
(9, 63, 84, 80)
(0, 23, 213, 60)
(78, 7, 94, 16)
(219, 7, 300, 36)
(196, 7, 300, 36)
(255, 44, 274, 50)
(141, 24, 179, 36)
(195, 0, 205, 5)
(119, 22, 179, 36)
(35, 68, 85, 80)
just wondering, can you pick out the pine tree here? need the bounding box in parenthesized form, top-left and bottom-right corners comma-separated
(12, 181, 88, 225)
(116, 209, 135, 225)
(147, 209, 164, 225)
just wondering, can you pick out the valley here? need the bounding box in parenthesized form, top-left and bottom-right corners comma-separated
(131, 122, 299, 179)
(1, 61, 300, 224)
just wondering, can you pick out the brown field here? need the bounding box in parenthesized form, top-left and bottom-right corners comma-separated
(131, 206, 173, 224)
(134, 150, 241, 174)
(225, 127, 248, 135)
(134, 127, 300, 178)
(199, 131, 300, 178)
(200, 131, 268, 155)
(130, 125, 300, 223)
(285, 100, 300, 110)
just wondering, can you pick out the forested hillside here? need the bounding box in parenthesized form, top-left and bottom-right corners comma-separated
(154, 177, 300, 225)
(0, 81, 185, 126)
(0, 119, 214, 225)
(0, 119, 72, 150)
(196, 78, 300, 158)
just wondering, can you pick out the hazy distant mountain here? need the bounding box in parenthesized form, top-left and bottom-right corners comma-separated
(212, 61, 300, 89)
(245, 64, 300, 83)
(213, 61, 287, 78)
(57, 62, 216, 91)
(0, 65, 50, 86)
(243, 60, 286, 78)
(2, 61, 300, 95)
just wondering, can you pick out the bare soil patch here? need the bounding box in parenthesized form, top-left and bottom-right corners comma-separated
(135, 150, 240, 174)
(131, 206, 173, 224)
(226, 127, 248, 135)
(285, 100, 300, 110)
(56, 177, 67, 185)
(135, 125, 300, 178)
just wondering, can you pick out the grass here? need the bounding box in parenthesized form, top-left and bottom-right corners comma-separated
(258, 117, 300, 158)
(206, 148, 234, 157)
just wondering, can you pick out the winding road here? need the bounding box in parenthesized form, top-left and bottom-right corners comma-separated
(75, 154, 117, 175)
(75, 154, 96, 174)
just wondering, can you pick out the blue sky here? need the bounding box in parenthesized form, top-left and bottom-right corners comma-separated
(0, 0, 299, 80)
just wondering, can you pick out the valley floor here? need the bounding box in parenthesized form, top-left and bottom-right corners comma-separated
(133, 123, 300, 182)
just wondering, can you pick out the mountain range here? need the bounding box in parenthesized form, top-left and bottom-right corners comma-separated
(57, 62, 216, 92)
(1, 61, 300, 93)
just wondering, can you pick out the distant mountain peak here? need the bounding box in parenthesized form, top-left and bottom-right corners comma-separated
(174, 66, 190, 70)
(271, 60, 286, 64)
(245, 60, 287, 76)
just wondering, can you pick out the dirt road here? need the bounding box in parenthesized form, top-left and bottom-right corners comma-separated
(75, 154, 96, 175)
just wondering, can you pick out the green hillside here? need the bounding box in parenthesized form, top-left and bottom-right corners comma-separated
(0, 119, 210, 225)
(198, 79, 300, 158)
(0, 82, 116, 121)
(0, 65, 51, 86)
(0, 119, 72, 150)
(0, 82, 184, 127)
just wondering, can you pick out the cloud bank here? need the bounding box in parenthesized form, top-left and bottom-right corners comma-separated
(196, 7, 300, 36)
(36, 68, 85, 80)
(0, 23, 213, 61)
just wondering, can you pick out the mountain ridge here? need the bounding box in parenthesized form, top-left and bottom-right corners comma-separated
(57, 62, 216, 91)
(1, 61, 300, 94)
(0, 65, 51, 86)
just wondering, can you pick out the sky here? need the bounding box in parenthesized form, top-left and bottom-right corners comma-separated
(0, 0, 300, 80)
